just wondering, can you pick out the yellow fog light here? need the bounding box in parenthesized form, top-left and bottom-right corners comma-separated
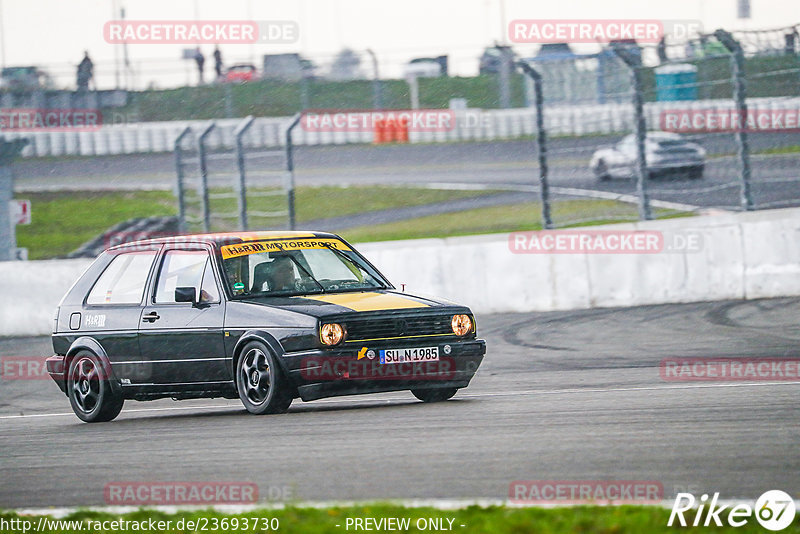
(451, 314, 472, 336)
(320, 323, 345, 345)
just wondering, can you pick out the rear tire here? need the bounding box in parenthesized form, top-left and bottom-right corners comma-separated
(236, 341, 293, 414)
(67, 351, 124, 423)
(412, 388, 458, 403)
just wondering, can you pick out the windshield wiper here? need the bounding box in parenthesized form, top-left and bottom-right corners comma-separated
(322, 243, 387, 289)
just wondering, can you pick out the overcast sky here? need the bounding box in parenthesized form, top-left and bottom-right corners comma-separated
(1, 0, 798, 88)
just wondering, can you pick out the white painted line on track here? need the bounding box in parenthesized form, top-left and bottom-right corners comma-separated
(2, 380, 797, 421)
(423, 182, 704, 213)
(13, 498, 800, 518)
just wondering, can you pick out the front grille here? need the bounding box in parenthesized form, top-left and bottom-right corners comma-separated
(344, 314, 454, 341)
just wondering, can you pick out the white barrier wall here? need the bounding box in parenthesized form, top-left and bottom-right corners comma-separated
(0, 258, 93, 337)
(3, 208, 800, 337)
(357, 207, 800, 314)
(6, 96, 800, 157)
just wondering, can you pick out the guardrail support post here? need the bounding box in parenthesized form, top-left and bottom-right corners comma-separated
(284, 113, 302, 230)
(516, 61, 553, 229)
(197, 122, 216, 233)
(715, 29, 755, 211)
(613, 44, 652, 221)
(234, 116, 255, 231)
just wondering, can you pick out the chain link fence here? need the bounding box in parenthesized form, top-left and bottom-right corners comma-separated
(517, 24, 800, 228)
(174, 116, 296, 233)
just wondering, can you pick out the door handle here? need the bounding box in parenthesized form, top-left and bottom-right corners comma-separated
(142, 311, 160, 323)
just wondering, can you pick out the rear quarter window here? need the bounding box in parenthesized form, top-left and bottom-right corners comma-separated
(86, 251, 157, 305)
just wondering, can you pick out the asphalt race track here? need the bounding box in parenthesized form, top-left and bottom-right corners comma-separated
(1, 298, 798, 509)
(12, 135, 800, 210)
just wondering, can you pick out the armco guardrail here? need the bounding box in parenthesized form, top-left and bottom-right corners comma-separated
(4, 96, 800, 158)
(2, 208, 799, 337)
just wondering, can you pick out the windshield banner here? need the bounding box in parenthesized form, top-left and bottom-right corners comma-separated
(221, 238, 351, 259)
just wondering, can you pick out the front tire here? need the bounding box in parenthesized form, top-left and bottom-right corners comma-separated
(236, 341, 293, 414)
(594, 160, 611, 181)
(67, 351, 124, 423)
(412, 387, 458, 403)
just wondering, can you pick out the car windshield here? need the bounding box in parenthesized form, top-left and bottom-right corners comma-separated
(220, 238, 389, 298)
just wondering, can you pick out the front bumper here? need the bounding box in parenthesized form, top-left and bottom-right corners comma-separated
(283, 339, 486, 401)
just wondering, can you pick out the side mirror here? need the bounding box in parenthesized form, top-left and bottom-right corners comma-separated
(175, 286, 198, 306)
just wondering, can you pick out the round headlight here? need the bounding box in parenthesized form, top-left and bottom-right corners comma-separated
(320, 323, 345, 345)
(451, 314, 472, 336)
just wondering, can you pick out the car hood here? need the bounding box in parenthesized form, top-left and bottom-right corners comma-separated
(236, 290, 465, 319)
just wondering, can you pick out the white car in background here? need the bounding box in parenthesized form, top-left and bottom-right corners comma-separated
(589, 132, 706, 181)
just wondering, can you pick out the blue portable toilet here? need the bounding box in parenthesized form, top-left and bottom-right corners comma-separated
(655, 64, 698, 101)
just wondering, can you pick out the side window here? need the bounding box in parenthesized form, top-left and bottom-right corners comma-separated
(155, 250, 219, 303)
(86, 251, 157, 305)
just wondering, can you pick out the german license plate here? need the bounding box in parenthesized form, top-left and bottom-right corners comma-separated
(379, 347, 439, 364)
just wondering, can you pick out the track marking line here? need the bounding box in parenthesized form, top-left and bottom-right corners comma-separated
(1, 381, 797, 421)
(458, 380, 800, 399)
(13, 497, 800, 518)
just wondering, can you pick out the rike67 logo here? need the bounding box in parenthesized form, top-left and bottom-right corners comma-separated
(669, 490, 796, 531)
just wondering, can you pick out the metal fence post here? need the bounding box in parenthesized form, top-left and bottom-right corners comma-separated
(498, 46, 513, 109)
(284, 113, 302, 230)
(0, 138, 28, 261)
(234, 116, 255, 231)
(613, 44, 652, 221)
(197, 122, 216, 233)
(516, 61, 552, 229)
(223, 83, 234, 118)
(715, 29, 755, 211)
(366, 48, 382, 109)
(173, 126, 192, 234)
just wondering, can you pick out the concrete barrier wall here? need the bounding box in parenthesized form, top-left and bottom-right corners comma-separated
(3, 208, 799, 337)
(0, 258, 93, 338)
(356, 207, 800, 314)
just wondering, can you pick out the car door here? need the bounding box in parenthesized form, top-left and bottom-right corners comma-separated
(81, 246, 160, 382)
(137, 246, 228, 386)
(612, 136, 637, 177)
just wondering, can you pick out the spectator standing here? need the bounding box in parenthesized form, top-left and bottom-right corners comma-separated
(194, 47, 205, 84)
(77, 51, 94, 91)
(657, 37, 668, 65)
(214, 46, 223, 80)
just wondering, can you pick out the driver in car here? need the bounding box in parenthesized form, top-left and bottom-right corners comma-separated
(268, 255, 296, 292)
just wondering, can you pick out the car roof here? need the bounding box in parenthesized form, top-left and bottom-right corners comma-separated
(108, 230, 341, 252)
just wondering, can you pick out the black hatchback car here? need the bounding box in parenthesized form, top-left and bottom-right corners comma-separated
(47, 232, 486, 422)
